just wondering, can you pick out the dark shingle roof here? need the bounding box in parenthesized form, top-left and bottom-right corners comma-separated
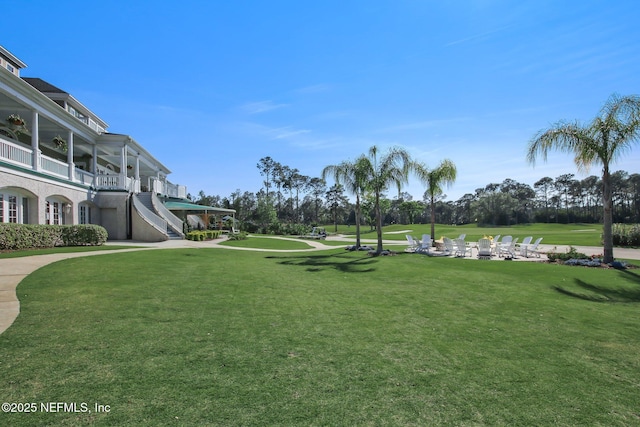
(21, 77, 68, 94)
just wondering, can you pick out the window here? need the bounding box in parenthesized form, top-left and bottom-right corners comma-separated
(46, 199, 67, 225)
(22, 197, 28, 224)
(0, 191, 28, 224)
(8, 195, 17, 223)
(53, 201, 60, 224)
(79, 204, 91, 224)
(6, 63, 14, 73)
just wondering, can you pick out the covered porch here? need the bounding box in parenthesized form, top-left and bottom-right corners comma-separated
(163, 200, 237, 232)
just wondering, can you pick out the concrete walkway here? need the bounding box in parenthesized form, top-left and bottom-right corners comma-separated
(1, 235, 639, 335)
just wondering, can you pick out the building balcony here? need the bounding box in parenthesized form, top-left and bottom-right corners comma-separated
(0, 134, 186, 198)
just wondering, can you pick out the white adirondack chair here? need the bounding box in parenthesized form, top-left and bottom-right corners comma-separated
(517, 236, 533, 256)
(477, 238, 492, 259)
(497, 235, 512, 257)
(405, 235, 419, 252)
(491, 234, 501, 256)
(523, 237, 543, 258)
(454, 238, 472, 257)
(417, 234, 432, 254)
(443, 237, 455, 255)
(500, 237, 519, 258)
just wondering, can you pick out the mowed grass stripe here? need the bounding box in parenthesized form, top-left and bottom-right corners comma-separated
(0, 249, 638, 426)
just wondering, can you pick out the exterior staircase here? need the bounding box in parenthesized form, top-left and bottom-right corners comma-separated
(136, 192, 183, 240)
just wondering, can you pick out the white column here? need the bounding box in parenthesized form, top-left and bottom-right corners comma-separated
(120, 145, 127, 188)
(31, 110, 40, 171)
(133, 156, 140, 193)
(67, 130, 75, 181)
(134, 156, 140, 180)
(92, 145, 97, 173)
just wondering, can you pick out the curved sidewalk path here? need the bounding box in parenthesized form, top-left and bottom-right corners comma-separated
(1, 236, 639, 335)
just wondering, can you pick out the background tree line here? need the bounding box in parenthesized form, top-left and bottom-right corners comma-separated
(188, 157, 639, 231)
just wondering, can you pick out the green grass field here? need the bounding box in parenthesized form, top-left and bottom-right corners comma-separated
(0, 245, 139, 259)
(330, 222, 604, 246)
(1, 247, 639, 426)
(220, 235, 316, 250)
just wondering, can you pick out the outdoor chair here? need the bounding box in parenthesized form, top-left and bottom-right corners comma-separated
(417, 234, 432, 254)
(517, 236, 533, 256)
(443, 237, 455, 256)
(454, 238, 472, 257)
(405, 235, 419, 252)
(499, 237, 519, 258)
(477, 238, 492, 259)
(522, 237, 543, 258)
(497, 235, 512, 257)
(491, 234, 501, 256)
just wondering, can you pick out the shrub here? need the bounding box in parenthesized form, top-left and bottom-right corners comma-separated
(0, 223, 107, 250)
(185, 230, 222, 241)
(563, 259, 603, 267)
(60, 225, 108, 246)
(226, 231, 248, 241)
(547, 246, 589, 263)
(611, 223, 640, 247)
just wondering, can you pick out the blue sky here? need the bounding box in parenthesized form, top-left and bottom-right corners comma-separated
(5, 0, 640, 201)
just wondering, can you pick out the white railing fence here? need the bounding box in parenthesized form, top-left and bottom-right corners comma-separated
(0, 136, 33, 167)
(74, 168, 94, 185)
(152, 193, 184, 237)
(132, 194, 168, 234)
(40, 155, 69, 178)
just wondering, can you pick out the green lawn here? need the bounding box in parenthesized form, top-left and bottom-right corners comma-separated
(0, 245, 139, 259)
(220, 236, 316, 250)
(1, 248, 639, 425)
(332, 223, 605, 246)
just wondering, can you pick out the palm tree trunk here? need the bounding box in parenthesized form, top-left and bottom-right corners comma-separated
(602, 167, 614, 263)
(430, 195, 436, 241)
(355, 193, 362, 249)
(375, 193, 383, 253)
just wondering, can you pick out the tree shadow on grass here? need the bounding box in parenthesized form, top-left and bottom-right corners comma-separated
(553, 270, 640, 303)
(266, 252, 378, 273)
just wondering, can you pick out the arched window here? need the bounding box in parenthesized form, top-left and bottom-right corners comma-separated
(0, 190, 29, 224)
(78, 203, 92, 224)
(45, 197, 71, 225)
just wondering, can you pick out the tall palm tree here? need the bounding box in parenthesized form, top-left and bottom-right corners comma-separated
(527, 93, 640, 263)
(414, 159, 457, 241)
(361, 146, 412, 254)
(322, 157, 369, 250)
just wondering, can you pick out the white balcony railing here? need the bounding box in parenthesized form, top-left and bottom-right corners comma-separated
(0, 136, 33, 167)
(41, 155, 69, 178)
(75, 168, 94, 185)
(164, 181, 187, 199)
(95, 174, 125, 189)
(1, 135, 186, 195)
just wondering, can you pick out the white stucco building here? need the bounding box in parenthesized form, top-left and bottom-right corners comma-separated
(0, 45, 202, 241)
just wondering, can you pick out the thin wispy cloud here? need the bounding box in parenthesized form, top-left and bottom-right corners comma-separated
(445, 25, 513, 47)
(269, 126, 311, 140)
(239, 100, 288, 114)
(295, 84, 331, 94)
(375, 117, 472, 133)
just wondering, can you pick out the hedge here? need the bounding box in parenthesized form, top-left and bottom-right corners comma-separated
(186, 230, 222, 241)
(0, 223, 108, 250)
(612, 223, 640, 247)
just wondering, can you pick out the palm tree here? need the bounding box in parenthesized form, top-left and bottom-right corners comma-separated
(361, 146, 412, 254)
(414, 159, 457, 241)
(322, 157, 369, 250)
(527, 93, 640, 263)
